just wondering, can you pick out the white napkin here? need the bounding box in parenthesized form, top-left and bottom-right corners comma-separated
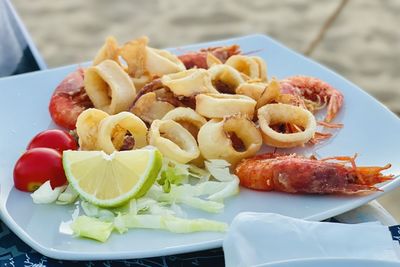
(223, 212, 400, 267)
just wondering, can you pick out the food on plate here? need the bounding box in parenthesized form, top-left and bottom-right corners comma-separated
(48, 68, 93, 130)
(280, 75, 344, 122)
(225, 55, 267, 81)
(177, 44, 240, 69)
(236, 80, 267, 100)
(77, 110, 148, 153)
(63, 148, 162, 207)
(258, 103, 317, 148)
(198, 114, 262, 165)
(195, 93, 257, 119)
(61, 149, 238, 241)
(96, 111, 148, 153)
(130, 92, 176, 124)
(160, 69, 218, 97)
(250, 56, 268, 82)
(148, 119, 200, 163)
(27, 129, 78, 152)
(14, 148, 66, 192)
(92, 36, 120, 66)
(20, 35, 387, 243)
(120, 36, 186, 78)
(206, 52, 223, 67)
(14, 129, 78, 192)
(162, 107, 207, 138)
(235, 153, 393, 194)
(76, 108, 109, 150)
(255, 78, 281, 108)
(208, 64, 245, 94)
(84, 59, 136, 114)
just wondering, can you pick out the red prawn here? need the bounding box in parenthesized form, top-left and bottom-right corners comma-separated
(280, 76, 344, 122)
(235, 153, 393, 195)
(48, 68, 93, 130)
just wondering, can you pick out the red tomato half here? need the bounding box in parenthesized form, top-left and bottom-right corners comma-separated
(27, 129, 78, 152)
(13, 148, 66, 192)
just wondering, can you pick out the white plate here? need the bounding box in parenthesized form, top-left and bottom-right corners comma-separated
(0, 34, 399, 260)
(259, 258, 400, 267)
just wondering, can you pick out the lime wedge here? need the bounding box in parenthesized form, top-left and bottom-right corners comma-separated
(63, 148, 162, 207)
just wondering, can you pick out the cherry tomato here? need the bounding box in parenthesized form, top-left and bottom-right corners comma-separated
(27, 129, 78, 152)
(49, 68, 93, 130)
(13, 148, 66, 192)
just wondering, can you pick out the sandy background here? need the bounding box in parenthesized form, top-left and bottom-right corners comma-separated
(12, 0, 400, 219)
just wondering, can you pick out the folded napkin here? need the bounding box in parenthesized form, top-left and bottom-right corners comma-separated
(223, 212, 400, 267)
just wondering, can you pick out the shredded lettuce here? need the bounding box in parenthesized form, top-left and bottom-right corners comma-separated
(157, 158, 215, 192)
(80, 201, 115, 222)
(31, 181, 66, 204)
(205, 159, 235, 182)
(145, 176, 239, 213)
(70, 216, 113, 242)
(208, 176, 240, 201)
(179, 196, 224, 213)
(157, 158, 190, 192)
(115, 213, 227, 234)
(33, 156, 238, 241)
(188, 164, 211, 181)
(56, 184, 79, 205)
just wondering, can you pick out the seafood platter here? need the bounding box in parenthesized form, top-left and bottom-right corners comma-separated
(0, 34, 399, 260)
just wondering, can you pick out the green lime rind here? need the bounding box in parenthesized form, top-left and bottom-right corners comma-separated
(133, 149, 163, 199)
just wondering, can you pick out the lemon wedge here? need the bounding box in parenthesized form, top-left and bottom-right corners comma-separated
(63, 148, 162, 207)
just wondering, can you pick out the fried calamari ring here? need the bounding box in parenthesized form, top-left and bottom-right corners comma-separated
(235, 81, 267, 100)
(131, 75, 152, 90)
(195, 93, 256, 119)
(131, 92, 176, 124)
(225, 55, 267, 81)
(206, 52, 223, 68)
(258, 103, 316, 148)
(146, 48, 186, 76)
(97, 111, 148, 154)
(250, 56, 268, 82)
(162, 107, 207, 138)
(76, 108, 109, 150)
(148, 119, 200, 163)
(208, 64, 245, 94)
(120, 37, 185, 78)
(84, 59, 136, 114)
(256, 78, 281, 109)
(92, 36, 120, 66)
(197, 115, 262, 165)
(161, 69, 218, 97)
(120, 36, 148, 78)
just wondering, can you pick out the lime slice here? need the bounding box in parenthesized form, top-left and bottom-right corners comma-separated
(63, 148, 162, 207)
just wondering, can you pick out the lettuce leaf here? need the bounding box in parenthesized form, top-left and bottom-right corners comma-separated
(31, 181, 66, 204)
(70, 216, 113, 242)
(115, 213, 227, 234)
(205, 159, 236, 182)
(56, 184, 79, 205)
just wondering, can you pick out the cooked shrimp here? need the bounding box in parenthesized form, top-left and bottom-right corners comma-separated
(49, 68, 93, 129)
(280, 76, 344, 122)
(235, 153, 393, 195)
(178, 45, 240, 69)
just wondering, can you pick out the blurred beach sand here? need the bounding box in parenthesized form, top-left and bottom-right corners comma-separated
(12, 0, 400, 219)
